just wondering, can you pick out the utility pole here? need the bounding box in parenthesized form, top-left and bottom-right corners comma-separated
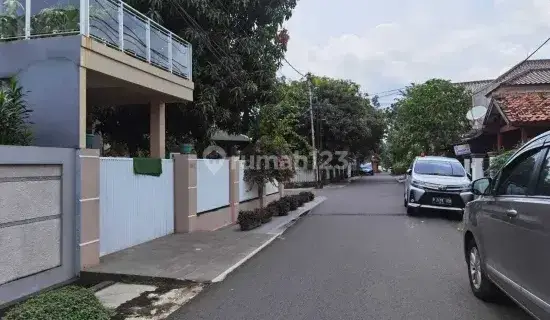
(307, 73, 318, 183)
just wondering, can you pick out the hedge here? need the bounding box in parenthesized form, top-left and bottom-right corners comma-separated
(4, 286, 112, 320)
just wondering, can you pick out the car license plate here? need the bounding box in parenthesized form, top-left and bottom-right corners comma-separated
(432, 197, 452, 206)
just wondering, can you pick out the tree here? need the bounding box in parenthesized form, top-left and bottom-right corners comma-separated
(92, 0, 297, 156)
(0, 78, 33, 146)
(386, 79, 471, 172)
(244, 101, 295, 207)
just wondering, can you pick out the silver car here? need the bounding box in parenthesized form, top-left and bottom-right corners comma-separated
(464, 131, 550, 319)
(404, 156, 473, 216)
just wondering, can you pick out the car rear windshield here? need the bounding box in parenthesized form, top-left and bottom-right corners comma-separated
(414, 160, 465, 177)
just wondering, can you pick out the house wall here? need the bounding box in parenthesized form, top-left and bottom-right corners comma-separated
(0, 36, 82, 148)
(0, 146, 77, 306)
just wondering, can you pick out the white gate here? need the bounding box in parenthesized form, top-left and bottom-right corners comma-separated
(99, 158, 174, 256)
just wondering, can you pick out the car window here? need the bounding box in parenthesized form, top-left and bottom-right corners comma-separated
(535, 148, 550, 196)
(414, 160, 465, 177)
(496, 149, 545, 196)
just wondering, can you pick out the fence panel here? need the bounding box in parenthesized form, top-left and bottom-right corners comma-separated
(100, 158, 174, 256)
(197, 159, 230, 213)
(291, 168, 316, 183)
(239, 161, 279, 200)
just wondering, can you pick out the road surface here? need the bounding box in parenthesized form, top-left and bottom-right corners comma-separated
(170, 174, 531, 320)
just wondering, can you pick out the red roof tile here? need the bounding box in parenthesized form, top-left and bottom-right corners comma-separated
(494, 92, 550, 125)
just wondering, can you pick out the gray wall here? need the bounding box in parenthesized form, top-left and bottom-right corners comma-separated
(0, 36, 82, 148)
(0, 146, 76, 306)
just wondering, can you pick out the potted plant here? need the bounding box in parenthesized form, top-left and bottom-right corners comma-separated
(180, 137, 195, 154)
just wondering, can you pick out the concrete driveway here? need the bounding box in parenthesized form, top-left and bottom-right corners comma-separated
(169, 174, 532, 320)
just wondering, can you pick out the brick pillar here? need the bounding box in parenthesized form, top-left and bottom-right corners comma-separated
(229, 157, 240, 223)
(174, 154, 197, 233)
(150, 101, 165, 158)
(78, 149, 100, 269)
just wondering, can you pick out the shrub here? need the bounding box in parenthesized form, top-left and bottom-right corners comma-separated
(0, 78, 33, 146)
(4, 286, 112, 320)
(237, 210, 262, 231)
(257, 208, 273, 224)
(274, 199, 291, 216)
(282, 196, 299, 211)
(299, 191, 315, 202)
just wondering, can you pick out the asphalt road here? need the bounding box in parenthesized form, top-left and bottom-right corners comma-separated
(170, 174, 532, 320)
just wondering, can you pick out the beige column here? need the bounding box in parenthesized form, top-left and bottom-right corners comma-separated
(174, 154, 197, 233)
(229, 157, 240, 223)
(79, 149, 100, 269)
(278, 181, 285, 197)
(78, 67, 87, 149)
(150, 101, 166, 158)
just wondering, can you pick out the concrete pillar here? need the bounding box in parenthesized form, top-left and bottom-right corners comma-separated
(464, 157, 471, 176)
(150, 101, 165, 158)
(471, 154, 485, 181)
(497, 132, 503, 151)
(78, 149, 100, 269)
(279, 181, 285, 197)
(173, 154, 197, 233)
(521, 127, 528, 143)
(229, 157, 240, 223)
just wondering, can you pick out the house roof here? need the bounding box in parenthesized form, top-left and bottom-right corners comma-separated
(484, 59, 550, 96)
(455, 80, 494, 93)
(504, 68, 550, 85)
(211, 130, 250, 142)
(493, 92, 550, 125)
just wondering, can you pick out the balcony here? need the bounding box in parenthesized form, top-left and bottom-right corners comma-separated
(0, 0, 192, 80)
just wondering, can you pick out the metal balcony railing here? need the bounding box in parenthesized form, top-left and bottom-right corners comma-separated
(0, 0, 192, 80)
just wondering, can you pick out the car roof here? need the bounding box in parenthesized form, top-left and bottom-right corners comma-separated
(415, 156, 460, 162)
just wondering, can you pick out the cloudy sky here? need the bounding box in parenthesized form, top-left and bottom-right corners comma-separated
(279, 0, 550, 106)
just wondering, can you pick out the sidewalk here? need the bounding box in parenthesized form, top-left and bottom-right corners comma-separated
(83, 196, 326, 283)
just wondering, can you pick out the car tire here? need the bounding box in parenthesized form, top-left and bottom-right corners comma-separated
(403, 196, 407, 207)
(406, 205, 416, 216)
(466, 239, 500, 302)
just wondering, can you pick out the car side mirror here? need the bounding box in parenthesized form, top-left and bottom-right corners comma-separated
(467, 173, 472, 180)
(472, 178, 491, 196)
(406, 169, 412, 175)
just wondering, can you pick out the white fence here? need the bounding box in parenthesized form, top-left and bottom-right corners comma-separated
(290, 168, 316, 183)
(99, 157, 174, 256)
(197, 159, 230, 213)
(239, 161, 279, 201)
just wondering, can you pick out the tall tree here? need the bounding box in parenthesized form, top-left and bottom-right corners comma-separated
(386, 79, 471, 172)
(91, 0, 297, 156)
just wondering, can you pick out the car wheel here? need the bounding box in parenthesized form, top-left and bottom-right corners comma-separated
(466, 239, 500, 301)
(403, 196, 407, 207)
(406, 205, 416, 216)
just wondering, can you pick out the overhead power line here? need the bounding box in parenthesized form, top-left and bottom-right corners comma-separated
(282, 56, 307, 78)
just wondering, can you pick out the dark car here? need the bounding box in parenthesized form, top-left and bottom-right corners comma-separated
(464, 131, 550, 319)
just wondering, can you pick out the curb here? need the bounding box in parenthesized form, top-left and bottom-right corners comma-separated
(210, 196, 326, 283)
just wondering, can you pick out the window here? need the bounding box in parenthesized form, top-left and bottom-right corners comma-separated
(535, 149, 550, 196)
(414, 160, 465, 177)
(496, 149, 545, 196)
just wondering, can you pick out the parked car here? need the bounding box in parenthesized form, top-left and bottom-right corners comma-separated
(404, 156, 473, 216)
(464, 131, 550, 319)
(360, 162, 374, 176)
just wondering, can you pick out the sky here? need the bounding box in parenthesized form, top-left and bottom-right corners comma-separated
(279, 0, 550, 107)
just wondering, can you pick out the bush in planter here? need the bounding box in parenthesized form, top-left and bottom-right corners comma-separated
(274, 199, 291, 216)
(299, 191, 315, 202)
(257, 207, 273, 224)
(282, 196, 300, 211)
(237, 210, 262, 231)
(4, 286, 112, 320)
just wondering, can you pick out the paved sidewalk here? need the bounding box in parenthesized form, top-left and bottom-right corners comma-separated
(84, 197, 326, 283)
